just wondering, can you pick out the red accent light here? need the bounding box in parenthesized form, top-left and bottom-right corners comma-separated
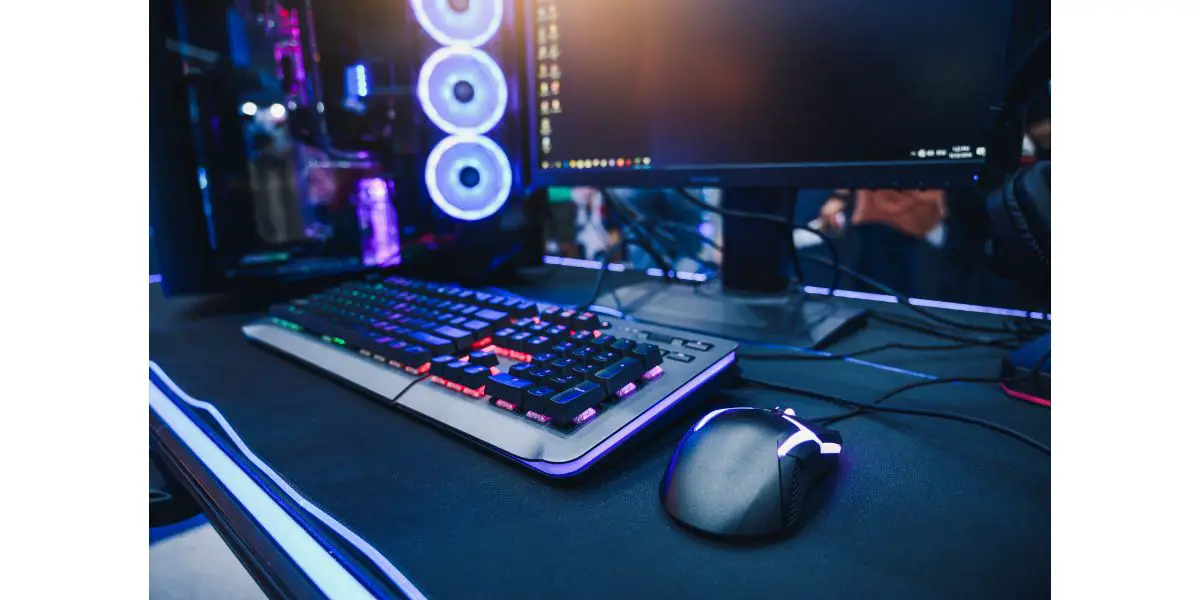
(463, 385, 487, 398)
(615, 382, 638, 399)
(1000, 383, 1051, 407)
(642, 366, 665, 381)
(482, 345, 498, 354)
(496, 400, 518, 411)
(472, 337, 494, 349)
(447, 382, 464, 392)
(490, 367, 500, 375)
(525, 411, 551, 424)
(430, 376, 446, 385)
(415, 362, 431, 374)
(593, 330, 602, 338)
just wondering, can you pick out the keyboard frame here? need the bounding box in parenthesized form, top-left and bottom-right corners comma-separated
(244, 310, 738, 477)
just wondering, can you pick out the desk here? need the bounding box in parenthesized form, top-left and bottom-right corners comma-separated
(150, 266, 1050, 599)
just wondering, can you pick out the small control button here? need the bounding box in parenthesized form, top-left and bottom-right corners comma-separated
(683, 340, 713, 352)
(666, 352, 695, 363)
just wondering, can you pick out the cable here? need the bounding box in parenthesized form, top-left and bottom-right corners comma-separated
(737, 375, 1049, 454)
(800, 255, 1033, 335)
(816, 349, 1052, 425)
(391, 374, 431, 403)
(579, 250, 617, 309)
(601, 189, 678, 284)
(869, 312, 1032, 347)
(675, 188, 841, 291)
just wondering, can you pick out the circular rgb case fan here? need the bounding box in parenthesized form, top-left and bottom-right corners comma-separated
(418, 45, 508, 136)
(425, 135, 513, 221)
(410, 0, 504, 47)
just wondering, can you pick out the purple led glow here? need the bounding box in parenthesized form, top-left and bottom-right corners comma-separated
(802, 285, 1048, 320)
(525, 352, 737, 476)
(572, 407, 599, 425)
(525, 411, 551, 424)
(642, 366, 664, 381)
(356, 178, 401, 267)
(615, 382, 638, 399)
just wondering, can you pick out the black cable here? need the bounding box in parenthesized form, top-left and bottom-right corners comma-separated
(800, 255, 1031, 335)
(675, 188, 841, 291)
(601, 189, 678, 284)
(391, 374, 431, 403)
(579, 250, 616, 309)
(737, 376, 1049, 454)
(815, 349, 1052, 426)
(869, 312, 1031, 347)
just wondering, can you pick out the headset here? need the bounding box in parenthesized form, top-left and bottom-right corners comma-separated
(983, 31, 1051, 301)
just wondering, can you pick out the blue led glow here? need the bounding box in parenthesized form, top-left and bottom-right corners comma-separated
(425, 135, 512, 221)
(410, 0, 503, 47)
(418, 45, 507, 136)
(150, 363, 428, 599)
(355, 64, 368, 96)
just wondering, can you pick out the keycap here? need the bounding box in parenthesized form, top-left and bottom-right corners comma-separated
(550, 341, 576, 356)
(547, 325, 571, 342)
(572, 312, 601, 330)
(433, 325, 474, 352)
(553, 309, 577, 325)
(544, 380, 606, 427)
(449, 316, 468, 326)
(398, 344, 432, 367)
(460, 319, 494, 340)
(508, 331, 533, 352)
(443, 361, 471, 384)
(461, 365, 490, 390)
(528, 368, 556, 386)
(493, 327, 517, 345)
(570, 331, 595, 344)
(610, 339, 636, 357)
(631, 343, 664, 370)
(683, 340, 713, 352)
(486, 373, 534, 406)
(665, 351, 695, 363)
(403, 331, 454, 356)
(527, 322, 551, 335)
(523, 386, 558, 415)
(547, 375, 580, 391)
(474, 308, 508, 323)
(530, 352, 557, 367)
(509, 363, 537, 379)
(588, 357, 643, 395)
(547, 357, 577, 375)
(430, 354, 459, 377)
(513, 301, 539, 319)
(571, 364, 599, 378)
(589, 334, 616, 350)
(512, 317, 536, 330)
(570, 347, 597, 362)
(525, 335, 552, 354)
(590, 351, 619, 367)
(467, 350, 500, 368)
(540, 306, 561, 321)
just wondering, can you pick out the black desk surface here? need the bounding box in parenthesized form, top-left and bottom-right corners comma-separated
(150, 267, 1050, 599)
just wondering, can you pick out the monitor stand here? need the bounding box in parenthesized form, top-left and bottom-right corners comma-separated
(611, 187, 867, 349)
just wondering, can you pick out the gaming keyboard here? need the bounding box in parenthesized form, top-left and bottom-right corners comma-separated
(244, 276, 738, 477)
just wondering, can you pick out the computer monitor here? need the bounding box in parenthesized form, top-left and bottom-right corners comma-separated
(524, 0, 1022, 347)
(525, 0, 1015, 190)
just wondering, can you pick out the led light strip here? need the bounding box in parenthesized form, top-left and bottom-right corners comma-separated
(150, 362, 428, 600)
(150, 382, 374, 599)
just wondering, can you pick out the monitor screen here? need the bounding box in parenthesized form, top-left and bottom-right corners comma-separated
(526, 0, 1015, 188)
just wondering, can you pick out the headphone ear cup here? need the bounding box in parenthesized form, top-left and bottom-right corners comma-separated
(986, 162, 1050, 293)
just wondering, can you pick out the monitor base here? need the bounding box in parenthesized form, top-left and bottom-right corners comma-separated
(608, 282, 868, 349)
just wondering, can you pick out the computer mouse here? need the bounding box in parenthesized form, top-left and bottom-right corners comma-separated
(660, 407, 842, 538)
